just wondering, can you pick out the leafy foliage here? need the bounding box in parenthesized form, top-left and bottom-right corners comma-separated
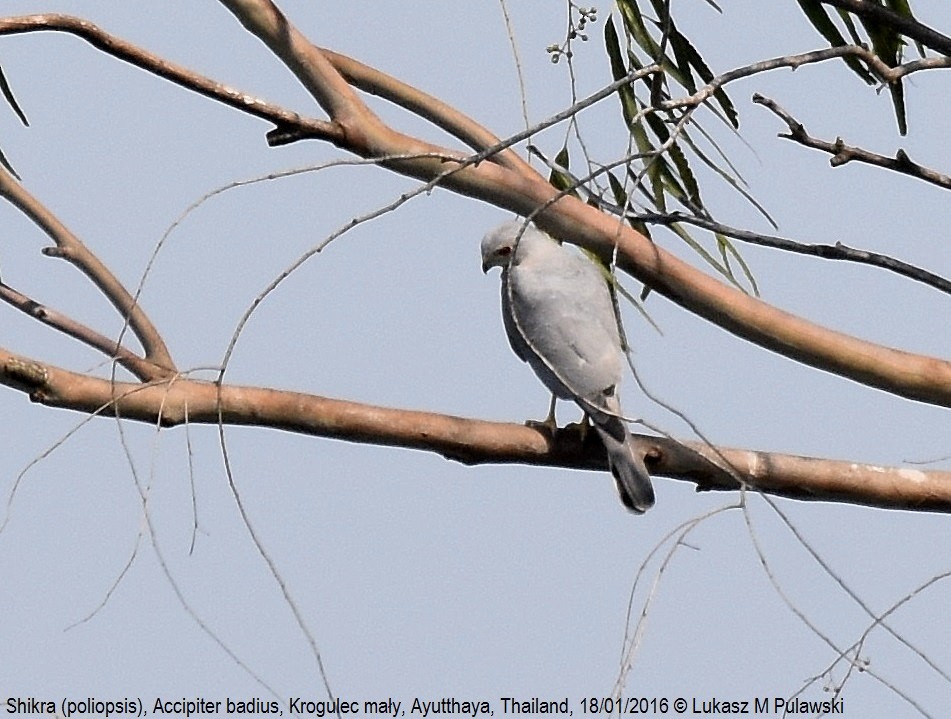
(795, 0, 926, 135)
(593, 2, 759, 293)
(551, 0, 928, 296)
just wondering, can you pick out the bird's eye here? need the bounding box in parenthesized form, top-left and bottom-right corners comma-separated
(497, 246, 512, 257)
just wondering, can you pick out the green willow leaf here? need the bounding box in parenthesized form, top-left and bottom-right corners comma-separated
(616, 0, 661, 60)
(601, 2, 761, 283)
(548, 145, 578, 196)
(836, 9, 864, 45)
(0, 145, 21, 180)
(667, 222, 742, 290)
(677, 124, 777, 230)
(796, 0, 874, 83)
(717, 233, 759, 296)
(603, 17, 641, 127)
(887, 0, 925, 55)
(658, 17, 698, 94)
(616, 0, 693, 90)
(638, 112, 691, 209)
(657, 18, 738, 128)
(860, 11, 907, 134)
(667, 140, 701, 210)
(608, 170, 652, 240)
(0, 63, 26, 179)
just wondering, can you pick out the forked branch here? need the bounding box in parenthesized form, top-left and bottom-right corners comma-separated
(3, 7, 949, 405)
(0, 281, 156, 378)
(0, 3, 948, 512)
(0, 164, 175, 378)
(215, 0, 951, 408)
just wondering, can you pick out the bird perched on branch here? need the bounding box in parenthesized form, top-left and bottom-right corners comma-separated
(480, 220, 655, 513)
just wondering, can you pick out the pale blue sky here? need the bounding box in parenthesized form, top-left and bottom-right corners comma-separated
(1, 1, 949, 715)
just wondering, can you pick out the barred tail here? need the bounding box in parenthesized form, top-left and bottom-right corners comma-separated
(592, 415, 655, 514)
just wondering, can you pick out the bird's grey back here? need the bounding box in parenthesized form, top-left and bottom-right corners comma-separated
(503, 226, 624, 406)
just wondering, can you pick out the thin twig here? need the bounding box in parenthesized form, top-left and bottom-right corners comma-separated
(743, 502, 934, 718)
(640, 210, 951, 297)
(754, 93, 951, 191)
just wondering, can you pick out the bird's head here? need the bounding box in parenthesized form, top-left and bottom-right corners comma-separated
(480, 220, 527, 273)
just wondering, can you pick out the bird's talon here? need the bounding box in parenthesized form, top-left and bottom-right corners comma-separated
(569, 412, 592, 442)
(525, 417, 558, 435)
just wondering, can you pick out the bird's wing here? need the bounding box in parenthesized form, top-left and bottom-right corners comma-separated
(506, 232, 623, 405)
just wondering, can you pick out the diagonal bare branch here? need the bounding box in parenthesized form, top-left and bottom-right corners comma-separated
(0, 165, 176, 375)
(638, 211, 951, 297)
(0, 280, 159, 379)
(0, 14, 344, 144)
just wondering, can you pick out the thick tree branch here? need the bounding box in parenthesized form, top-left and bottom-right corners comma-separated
(216, 0, 374, 132)
(2, 347, 949, 513)
(317, 48, 535, 177)
(0, 165, 176, 376)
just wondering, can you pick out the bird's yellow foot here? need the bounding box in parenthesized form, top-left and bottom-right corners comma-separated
(565, 412, 592, 442)
(525, 394, 559, 434)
